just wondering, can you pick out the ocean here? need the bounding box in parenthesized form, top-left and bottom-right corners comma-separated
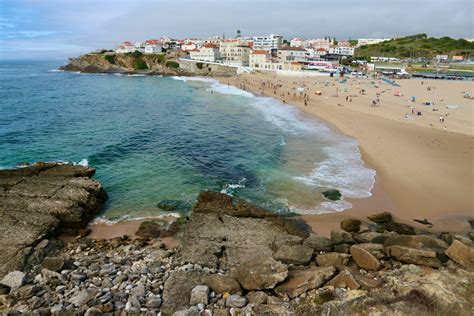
(0, 60, 375, 222)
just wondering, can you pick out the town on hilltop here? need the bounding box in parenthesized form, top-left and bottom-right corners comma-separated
(111, 33, 473, 78)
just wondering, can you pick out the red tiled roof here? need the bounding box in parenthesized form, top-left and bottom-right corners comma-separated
(252, 50, 267, 54)
(203, 43, 217, 48)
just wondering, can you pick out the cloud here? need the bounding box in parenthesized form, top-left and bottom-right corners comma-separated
(0, 0, 472, 59)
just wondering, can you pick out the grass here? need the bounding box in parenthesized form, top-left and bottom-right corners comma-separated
(356, 34, 474, 59)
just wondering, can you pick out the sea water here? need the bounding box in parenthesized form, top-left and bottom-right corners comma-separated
(0, 60, 375, 221)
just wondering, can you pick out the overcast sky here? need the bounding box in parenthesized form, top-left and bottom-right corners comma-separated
(0, 0, 472, 59)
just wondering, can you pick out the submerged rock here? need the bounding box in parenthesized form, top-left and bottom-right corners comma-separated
(322, 189, 342, 201)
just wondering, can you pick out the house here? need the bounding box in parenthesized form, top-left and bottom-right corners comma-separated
(307, 47, 328, 59)
(116, 41, 135, 53)
(181, 42, 197, 51)
(308, 38, 334, 50)
(188, 43, 220, 62)
(290, 37, 307, 48)
(277, 46, 309, 62)
(329, 45, 354, 56)
(249, 50, 271, 68)
(220, 40, 251, 66)
(144, 39, 162, 54)
(356, 38, 390, 47)
(252, 34, 283, 51)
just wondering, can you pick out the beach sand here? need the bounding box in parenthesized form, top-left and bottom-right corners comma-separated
(216, 73, 473, 236)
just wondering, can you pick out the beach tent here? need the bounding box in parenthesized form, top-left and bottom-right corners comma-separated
(423, 100, 433, 106)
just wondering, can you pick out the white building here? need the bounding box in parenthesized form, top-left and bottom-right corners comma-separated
(220, 40, 251, 66)
(329, 45, 355, 56)
(307, 48, 328, 58)
(181, 42, 197, 51)
(290, 37, 307, 48)
(144, 39, 162, 54)
(252, 34, 283, 51)
(189, 43, 220, 62)
(357, 38, 390, 47)
(277, 46, 309, 62)
(249, 50, 272, 68)
(308, 38, 334, 50)
(116, 41, 135, 53)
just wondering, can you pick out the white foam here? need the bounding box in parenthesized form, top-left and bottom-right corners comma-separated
(91, 213, 181, 225)
(279, 136, 286, 146)
(294, 142, 375, 199)
(48, 69, 63, 72)
(221, 178, 247, 196)
(174, 76, 376, 214)
(77, 158, 89, 167)
(127, 74, 146, 77)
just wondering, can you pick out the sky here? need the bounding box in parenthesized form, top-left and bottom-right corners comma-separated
(0, 0, 472, 60)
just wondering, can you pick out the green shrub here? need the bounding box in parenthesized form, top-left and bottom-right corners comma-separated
(156, 54, 166, 64)
(196, 62, 203, 69)
(131, 50, 143, 58)
(104, 54, 116, 64)
(165, 61, 179, 69)
(133, 59, 148, 70)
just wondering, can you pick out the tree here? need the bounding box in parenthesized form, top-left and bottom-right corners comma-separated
(237, 29, 241, 38)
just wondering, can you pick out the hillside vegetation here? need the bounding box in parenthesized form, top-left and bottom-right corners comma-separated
(355, 34, 474, 58)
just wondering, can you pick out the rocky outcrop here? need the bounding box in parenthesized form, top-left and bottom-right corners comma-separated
(60, 53, 238, 77)
(0, 162, 107, 278)
(1, 189, 473, 315)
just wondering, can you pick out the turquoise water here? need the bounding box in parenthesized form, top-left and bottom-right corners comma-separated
(0, 60, 375, 221)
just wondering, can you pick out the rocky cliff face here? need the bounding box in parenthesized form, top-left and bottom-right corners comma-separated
(0, 163, 107, 278)
(60, 53, 237, 77)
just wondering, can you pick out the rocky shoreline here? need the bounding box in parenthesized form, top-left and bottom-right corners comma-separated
(60, 53, 237, 77)
(1, 163, 474, 315)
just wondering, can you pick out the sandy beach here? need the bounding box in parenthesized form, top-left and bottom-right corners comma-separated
(215, 73, 473, 235)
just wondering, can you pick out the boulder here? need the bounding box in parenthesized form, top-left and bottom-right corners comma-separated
(0, 271, 25, 289)
(340, 219, 362, 233)
(161, 270, 204, 314)
(356, 243, 386, 260)
(387, 245, 442, 268)
(325, 270, 360, 290)
(233, 257, 287, 290)
(0, 163, 107, 278)
(303, 234, 333, 252)
(354, 232, 387, 244)
(274, 266, 336, 299)
(203, 275, 240, 294)
(316, 252, 351, 267)
(384, 235, 448, 250)
(69, 289, 97, 307)
(136, 220, 165, 238)
(225, 294, 247, 308)
(333, 244, 350, 254)
(273, 245, 314, 265)
(272, 235, 303, 251)
(246, 291, 268, 304)
(384, 221, 416, 235)
(189, 285, 209, 305)
(367, 212, 392, 223)
(350, 245, 382, 271)
(331, 231, 355, 245)
(41, 257, 66, 272)
(445, 240, 474, 269)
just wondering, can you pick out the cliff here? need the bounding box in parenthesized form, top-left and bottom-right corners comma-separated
(60, 52, 238, 77)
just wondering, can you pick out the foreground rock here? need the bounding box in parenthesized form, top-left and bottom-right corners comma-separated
(0, 163, 107, 278)
(1, 187, 473, 315)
